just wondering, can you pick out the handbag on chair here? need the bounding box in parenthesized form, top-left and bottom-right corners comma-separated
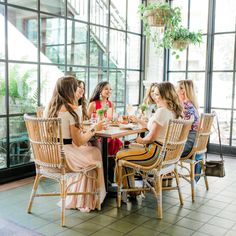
(205, 111, 225, 177)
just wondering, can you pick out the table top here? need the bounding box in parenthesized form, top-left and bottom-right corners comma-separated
(95, 125, 147, 139)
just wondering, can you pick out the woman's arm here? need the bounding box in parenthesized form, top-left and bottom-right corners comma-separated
(136, 122, 162, 144)
(129, 115, 147, 128)
(69, 121, 103, 146)
(87, 101, 96, 119)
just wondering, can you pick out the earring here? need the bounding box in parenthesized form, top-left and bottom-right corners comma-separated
(99, 93, 102, 100)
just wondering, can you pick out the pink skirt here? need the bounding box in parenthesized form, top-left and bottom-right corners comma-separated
(63, 143, 106, 212)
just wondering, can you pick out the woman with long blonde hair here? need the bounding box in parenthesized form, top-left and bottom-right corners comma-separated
(176, 79, 199, 157)
(116, 82, 182, 189)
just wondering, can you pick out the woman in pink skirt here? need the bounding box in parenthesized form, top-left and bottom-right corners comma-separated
(45, 75, 106, 212)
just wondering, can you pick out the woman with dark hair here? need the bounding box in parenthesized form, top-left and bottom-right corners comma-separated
(88, 81, 123, 156)
(88, 81, 113, 119)
(45, 75, 106, 212)
(76, 80, 89, 121)
(116, 82, 183, 189)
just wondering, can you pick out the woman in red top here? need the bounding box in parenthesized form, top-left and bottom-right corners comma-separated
(88, 81, 123, 156)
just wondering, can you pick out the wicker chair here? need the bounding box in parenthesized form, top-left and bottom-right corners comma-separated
(36, 106, 45, 118)
(116, 118, 192, 219)
(179, 112, 215, 202)
(24, 114, 101, 226)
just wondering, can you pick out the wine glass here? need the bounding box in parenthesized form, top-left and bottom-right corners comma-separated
(107, 108, 113, 121)
(126, 104, 134, 116)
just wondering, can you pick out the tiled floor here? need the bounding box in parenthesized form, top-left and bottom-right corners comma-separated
(0, 154, 236, 236)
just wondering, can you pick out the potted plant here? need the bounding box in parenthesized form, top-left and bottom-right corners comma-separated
(96, 108, 105, 121)
(139, 103, 148, 117)
(171, 26, 202, 50)
(139, 2, 181, 47)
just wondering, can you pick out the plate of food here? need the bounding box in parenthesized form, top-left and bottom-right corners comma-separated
(109, 120, 120, 127)
(119, 123, 137, 130)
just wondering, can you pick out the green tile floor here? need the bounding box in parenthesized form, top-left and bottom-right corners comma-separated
(1, 154, 236, 236)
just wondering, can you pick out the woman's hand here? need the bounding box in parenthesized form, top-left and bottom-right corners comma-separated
(94, 121, 104, 131)
(129, 115, 138, 123)
(136, 136, 143, 144)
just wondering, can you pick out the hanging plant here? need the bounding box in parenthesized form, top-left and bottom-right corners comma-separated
(139, 2, 203, 59)
(163, 26, 202, 59)
(139, 2, 181, 46)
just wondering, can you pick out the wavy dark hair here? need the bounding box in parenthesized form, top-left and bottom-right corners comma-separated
(47, 75, 81, 128)
(155, 82, 183, 118)
(77, 80, 89, 120)
(89, 81, 110, 103)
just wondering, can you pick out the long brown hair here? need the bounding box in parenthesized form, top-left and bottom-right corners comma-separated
(143, 82, 157, 105)
(48, 75, 80, 128)
(156, 82, 183, 118)
(77, 80, 89, 120)
(177, 80, 199, 110)
(89, 81, 110, 102)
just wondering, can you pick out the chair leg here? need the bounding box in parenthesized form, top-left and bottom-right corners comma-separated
(117, 165, 122, 208)
(60, 179, 66, 227)
(174, 169, 183, 205)
(156, 176, 163, 219)
(96, 168, 101, 211)
(27, 173, 41, 213)
(190, 162, 195, 202)
(202, 159, 209, 190)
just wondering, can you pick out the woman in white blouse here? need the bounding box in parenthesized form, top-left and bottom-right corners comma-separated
(116, 82, 183, 189)
(45, 75, 106, 212)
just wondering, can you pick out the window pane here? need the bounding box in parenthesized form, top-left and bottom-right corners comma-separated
(90, 25, 108, 67)
(40, 0, 65, 16)
(188, 72, 205, 108)
(209, 109, 230, 146)
(8, 63, 38, 114)
(188, 35, 207, 71)
(126, 71, 140, 104)
(8, 0, 37, 10)
(146, 46, 164, 83)
(127, 34, 141, 69)
(190, 0, 209, 33)
(68, 0, 88, 21)
(90, 0, 108, 26)
(40, 15, 65, 64)
(40, 64, 64, 106)
(213, 34, 235, 70)
(169, 50, 187, 71)
(232, 112, 236, 146)
(168, 72, 186, 85)
(88, 69, 107, 96)
(109, 69, 125, 107)
(127, 0, 141, 33)
(0, 63, 5, 114)
(67, 20, 87, 66)
(9, 116, 31, 167)
(110, 29, 125, 68)
(0, 118, 7, 169)
(67, 67, 87, 82)
(0, 5, 5, 59)
(215, 0, 236, 33)
(211, 72, 233, 109)
(8, 7, 38, 62)
(110, 0, 126, 30)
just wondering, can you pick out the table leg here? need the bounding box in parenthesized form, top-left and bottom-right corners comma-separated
(101, 137, 108, 191)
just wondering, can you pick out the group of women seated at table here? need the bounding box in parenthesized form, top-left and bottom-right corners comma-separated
(44, 75, 199, 212)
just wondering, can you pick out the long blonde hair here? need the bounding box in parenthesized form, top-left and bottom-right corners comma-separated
(156, 82, 183, 118)
(177, 80, 199, 109)
(48, 75, 81, 128)
(143, 82, 157, 105)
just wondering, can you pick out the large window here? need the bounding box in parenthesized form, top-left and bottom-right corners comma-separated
(0, 0, 143, 181)
(167, 0, 236, 154)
